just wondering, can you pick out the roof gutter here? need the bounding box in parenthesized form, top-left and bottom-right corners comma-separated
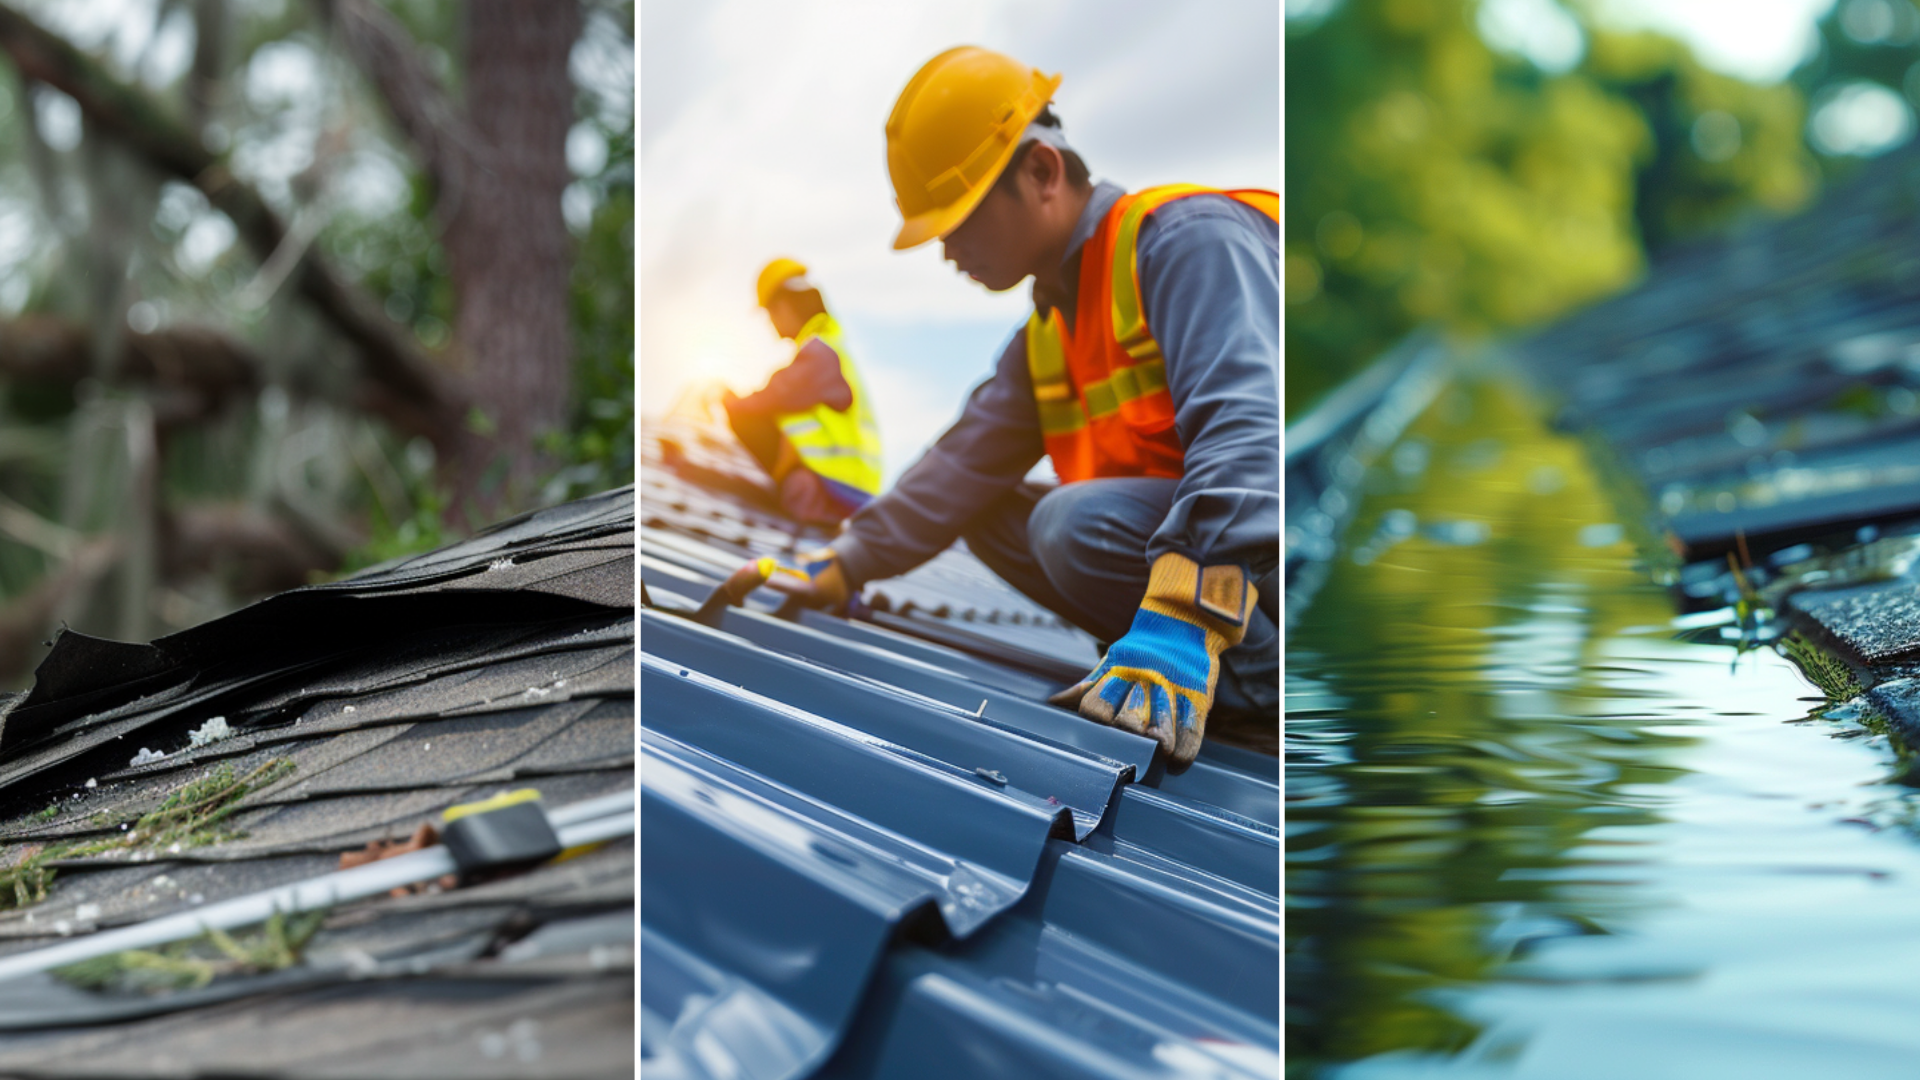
(0, 788, 634, 983)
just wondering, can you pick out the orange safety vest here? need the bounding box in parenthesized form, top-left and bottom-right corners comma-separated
(1026, 185, 1279, 484)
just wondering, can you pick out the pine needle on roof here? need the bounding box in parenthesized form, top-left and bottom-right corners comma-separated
(0, 758, 295, 913)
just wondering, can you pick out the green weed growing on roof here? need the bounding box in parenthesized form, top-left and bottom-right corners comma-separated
(52, 906, 328, 994)
(1779, 632, 1863, 705)
(0, 847, 54, 910)
(0, 758, 295, 912)
(128, 759, 296, 851)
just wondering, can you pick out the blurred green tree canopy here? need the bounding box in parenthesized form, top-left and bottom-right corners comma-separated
(0, 0, 632, 683)
(1285, 0, 1920, 418)
(1796, 0, 1920, 162)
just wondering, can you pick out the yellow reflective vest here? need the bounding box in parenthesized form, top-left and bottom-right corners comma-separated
(775, 312, 884, 498)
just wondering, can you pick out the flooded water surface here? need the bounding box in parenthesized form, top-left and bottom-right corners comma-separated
(1287, 376, 1920, 1079)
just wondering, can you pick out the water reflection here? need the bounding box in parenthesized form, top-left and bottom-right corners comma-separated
(1287, 376, 1920, 1078)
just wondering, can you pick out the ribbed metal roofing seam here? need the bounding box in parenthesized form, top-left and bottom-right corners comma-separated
(638, 432, 1280, 1080)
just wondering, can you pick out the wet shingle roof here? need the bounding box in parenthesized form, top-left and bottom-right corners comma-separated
(1515, 147, 1920, 566)
(638, 426, 1281, 1079)
(1511, 148, 1920, 737)
(0, 487, 635, 1077)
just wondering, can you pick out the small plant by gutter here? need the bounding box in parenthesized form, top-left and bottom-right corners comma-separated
(1725, 553, 1773, 657)
(0, 759, 295, 912)
(50, 907, 327, 993)
(1773, 631, 1903, 744)
(1779, 632, 1864, 705)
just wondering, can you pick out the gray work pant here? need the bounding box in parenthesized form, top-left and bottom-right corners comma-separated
(958, 479, 1279, 720)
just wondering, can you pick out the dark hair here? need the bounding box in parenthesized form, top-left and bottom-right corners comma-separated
(992, 105, 1092, 194)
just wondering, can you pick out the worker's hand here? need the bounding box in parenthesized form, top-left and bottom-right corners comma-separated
(1048, 554, 1256, 770)
(712, 550, 850, 615)
(764, 550, 851, 611)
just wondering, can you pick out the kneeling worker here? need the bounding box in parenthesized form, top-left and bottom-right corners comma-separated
(745, 47, 1278, 770)
(720, 259, 884, 525)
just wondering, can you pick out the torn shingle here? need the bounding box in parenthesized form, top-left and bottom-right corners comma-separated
(0, 487, 634, 1073)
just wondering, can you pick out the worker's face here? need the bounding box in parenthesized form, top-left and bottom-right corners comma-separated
(941, 146, 1061, 292)
(765, 293, 807, 339)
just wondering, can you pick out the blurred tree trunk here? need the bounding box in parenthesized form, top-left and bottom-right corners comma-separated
(187, 0, 226, 136)
(0, 0, 584, 518)
(321, 0, 580, 518)
(444, 1, 580, 514)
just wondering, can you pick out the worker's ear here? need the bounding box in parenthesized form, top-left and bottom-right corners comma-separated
(1025, 142, 1066, 205)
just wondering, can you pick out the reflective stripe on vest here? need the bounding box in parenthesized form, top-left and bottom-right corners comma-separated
(775, 312, 884, 496)
(1027, 185, 1278, 483)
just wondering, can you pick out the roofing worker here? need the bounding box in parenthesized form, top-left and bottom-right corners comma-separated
(752, 47, 1278, 770)
(720, 259, 884, 525)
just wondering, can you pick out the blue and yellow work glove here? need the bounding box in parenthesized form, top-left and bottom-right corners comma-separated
(761, 550, 850, 611)
(702, 550, 851, 621)
(1049, 553, 1257, 770)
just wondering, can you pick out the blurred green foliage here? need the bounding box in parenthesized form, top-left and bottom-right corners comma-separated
(0, 1, 634, 641)
(331, 176, 455, 353)
(1286, 0, 1823, 419)
(547, 124, 636, 505)
(338, 473, 445, 575)
(1795, 0, 1920, 170)
(1586, 31, 1815, 249)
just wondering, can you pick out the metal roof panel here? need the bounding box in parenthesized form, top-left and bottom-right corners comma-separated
(638, 431, 1279, 1078)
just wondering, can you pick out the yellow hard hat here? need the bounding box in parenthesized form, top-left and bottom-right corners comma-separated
(885, 47, 1062, 251)
(756, 257, 809, 308)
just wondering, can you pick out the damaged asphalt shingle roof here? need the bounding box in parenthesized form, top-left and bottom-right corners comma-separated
(0, 485, 635, 1078)
(638, 424, 1281, 1080)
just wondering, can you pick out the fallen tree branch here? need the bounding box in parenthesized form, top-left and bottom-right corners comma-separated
(0, 3, 458, 447)
(0, 491, 80, 560)
(0, 316, 257, 423)
(0, 315, 452, 443)
(158, 502, 341, 597)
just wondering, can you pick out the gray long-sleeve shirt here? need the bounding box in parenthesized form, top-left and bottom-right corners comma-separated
(832, 180, 1280, 585)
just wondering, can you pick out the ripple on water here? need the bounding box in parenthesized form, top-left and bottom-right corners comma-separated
(1289, 380, 1920, 1079)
